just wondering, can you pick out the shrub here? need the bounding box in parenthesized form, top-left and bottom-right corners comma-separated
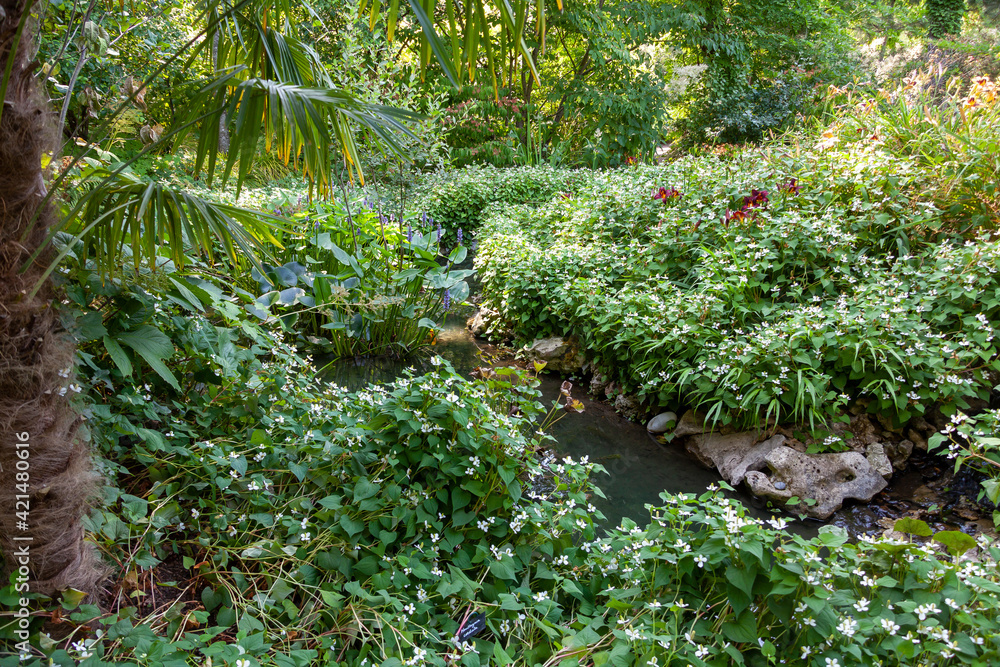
(398, 165, 586, 236)
(820, 71, 1000, 233)
(6, 250, 1000, 666)
(246, 198, 473, 359)
(927, 0, 967, 38)
(473, 123, 999, 437)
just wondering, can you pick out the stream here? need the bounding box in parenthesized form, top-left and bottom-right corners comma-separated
(316, 318, 834, 538)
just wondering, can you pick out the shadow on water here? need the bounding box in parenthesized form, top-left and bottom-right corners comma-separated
(315, 319, 821, 538)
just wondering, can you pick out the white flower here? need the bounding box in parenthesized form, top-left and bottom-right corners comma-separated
(236, 660, 250, 667)
(767, 516, 788, 530)
(854, 597, 870, 612)
(694, 554, 708, 568)
(880, 618, 899, 635)
(915, 603, 940, 621)
(71, 640, 93, 659)
(825, 659, 840, 667)
(837, 617, 857, 637)
(800, 646, 811, 659)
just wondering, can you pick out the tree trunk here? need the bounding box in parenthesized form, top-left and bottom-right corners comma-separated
(0, 0, 104, 598)
(212, 32, 230, 153)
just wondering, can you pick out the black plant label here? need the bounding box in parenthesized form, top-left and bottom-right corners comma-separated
(455, 612, 487, 641)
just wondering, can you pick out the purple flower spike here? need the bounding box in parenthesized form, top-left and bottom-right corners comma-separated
(457, 228, 463, 245)
(442, 288, 451, 311)
(407, 225, 413, 242)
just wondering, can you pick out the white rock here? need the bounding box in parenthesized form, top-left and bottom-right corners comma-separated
(647, 411, 677, 434)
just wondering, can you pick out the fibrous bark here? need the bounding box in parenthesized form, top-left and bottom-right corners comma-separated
(0, 0, 104, 597)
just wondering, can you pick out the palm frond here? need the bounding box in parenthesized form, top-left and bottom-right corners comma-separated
(39, 169, 289, 284)
(359, 0, 560, 91)
(179, 74, 420, 194)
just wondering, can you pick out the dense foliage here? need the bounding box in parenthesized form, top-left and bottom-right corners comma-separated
(5, 0, 1000, 665)
(470, 74, 1000, 440)
(5, 267, 1000, 665)
(927, 0, 967, 38)
(247, 198, 473, 358)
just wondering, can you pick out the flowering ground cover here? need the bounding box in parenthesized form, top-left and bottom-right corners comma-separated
(32, 287, 1000, 666)
(11, 73, 1000, 667)
(471, 94, 999, 448)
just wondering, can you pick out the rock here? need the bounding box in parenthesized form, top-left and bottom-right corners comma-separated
(647, 411, 678, 434)
(911, 485, 938, 507)
(673, 410, 710, 438)
(744, 446, 889, 520)
(774, 481, 787, 490)
(885, 439, 914, 470)
(589, 369, 610, 397)
(466, 307, 498, 337)
(875, 413, 905, 435)
(613, 393, 642, 421)
(523, 336, 586, 375)
(866, 443, 893, 481)
(911, 416, 934, 437)
(848, 397, 873, 416)
(686, 432, 785, 486)
(925, 406, 949, 432)
(846, 414, 879, 450)
(907, 429, 928, 452)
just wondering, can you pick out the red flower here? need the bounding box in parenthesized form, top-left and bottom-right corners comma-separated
(723, 208, 748, 225)
(743, 189, 769, 209)
(780, 178, 800, 195)
(653, 186, 682, 201)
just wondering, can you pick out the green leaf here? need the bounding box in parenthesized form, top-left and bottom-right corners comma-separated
(488, 558, 516, 580)
(354, 478, 379, 501)
(102, 336, 133, 377)
(817, 525, 848, 547)
(76, 311, 108, 342)
(894, 518, 932, 537)
(339, 514, 365, 537)
(933, 530, 977, 557)
(722, 609, 758, 643)
(116, 325, 180, 391)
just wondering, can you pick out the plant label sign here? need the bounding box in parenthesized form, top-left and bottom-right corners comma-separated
(455, 612, 486, 641)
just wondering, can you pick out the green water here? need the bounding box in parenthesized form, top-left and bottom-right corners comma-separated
(313, 319, 838, 537)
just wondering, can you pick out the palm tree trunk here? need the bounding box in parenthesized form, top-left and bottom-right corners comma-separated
(0, 0, 104, 598)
